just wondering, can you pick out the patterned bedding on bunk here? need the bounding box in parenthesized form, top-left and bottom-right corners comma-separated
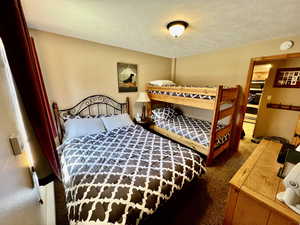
(59, 124, 204, 225)
(147, 88, 215, 100)
(154, 115, 230, 148)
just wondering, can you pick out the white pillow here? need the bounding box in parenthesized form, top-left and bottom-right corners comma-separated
(101, 113, 134, 131)
(149, 80, 176, 86)
(64, 118, 106, 140)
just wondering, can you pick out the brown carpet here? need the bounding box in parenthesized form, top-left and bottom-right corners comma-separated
(54, 137, 257, 225)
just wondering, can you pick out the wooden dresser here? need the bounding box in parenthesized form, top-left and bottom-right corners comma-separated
(224, 140, 300, 225)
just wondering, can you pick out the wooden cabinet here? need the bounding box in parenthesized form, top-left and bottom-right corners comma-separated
(224, 140, 300, 225)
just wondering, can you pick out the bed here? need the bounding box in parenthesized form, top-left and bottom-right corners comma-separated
(153, 114, 230, 149)
(146, 84, 240, 165)
(52, 95, 204, 225)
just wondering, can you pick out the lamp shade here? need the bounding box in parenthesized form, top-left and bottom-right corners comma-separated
(136, 92, 150, 103)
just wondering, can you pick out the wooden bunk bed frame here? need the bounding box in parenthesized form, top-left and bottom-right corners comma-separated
(146, 85, 240, 166)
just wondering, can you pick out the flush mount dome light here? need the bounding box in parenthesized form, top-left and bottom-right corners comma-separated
(167, 20, 189, 38)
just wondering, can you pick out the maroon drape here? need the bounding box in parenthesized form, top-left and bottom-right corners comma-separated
(0, 0, 61, 179)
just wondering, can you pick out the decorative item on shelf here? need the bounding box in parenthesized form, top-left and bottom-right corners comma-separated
(167, 20, 189, 38)
(274, 67, 300, 88)
(136, 92, 150, 121)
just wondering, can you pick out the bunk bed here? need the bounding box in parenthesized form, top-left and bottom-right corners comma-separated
(146, 84, 240, 165)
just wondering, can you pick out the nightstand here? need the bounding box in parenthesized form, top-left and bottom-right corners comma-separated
(133, 119, 153, 130)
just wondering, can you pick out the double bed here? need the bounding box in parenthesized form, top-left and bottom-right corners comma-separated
(53, 95, 204, 225)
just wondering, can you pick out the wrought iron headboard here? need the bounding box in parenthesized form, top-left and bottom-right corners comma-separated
(53, 95, 129, 144)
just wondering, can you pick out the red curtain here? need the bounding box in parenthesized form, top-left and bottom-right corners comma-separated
(0, 0, 61, 179)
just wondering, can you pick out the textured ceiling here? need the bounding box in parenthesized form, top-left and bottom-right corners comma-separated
(22, 0, 300, 58)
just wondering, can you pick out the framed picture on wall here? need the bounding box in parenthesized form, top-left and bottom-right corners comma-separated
(117, 62, 138, 92)
(274, 67, 300, 88)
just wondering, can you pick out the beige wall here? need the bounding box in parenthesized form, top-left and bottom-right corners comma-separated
(175, 35, 300, 140)
(255, 59, 300, 140)
(30, 29, 172, 115)
(0, 40, 46, 225)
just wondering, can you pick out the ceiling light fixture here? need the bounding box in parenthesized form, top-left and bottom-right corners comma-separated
(167, 20, 189, 38)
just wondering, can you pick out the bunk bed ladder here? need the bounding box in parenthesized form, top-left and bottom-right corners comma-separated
(206, 86, 223, 165)
(206, 85, 240, 166)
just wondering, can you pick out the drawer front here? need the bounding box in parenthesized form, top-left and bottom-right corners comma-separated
(232, 192, 270, 225)
(268, 212, 298, 225)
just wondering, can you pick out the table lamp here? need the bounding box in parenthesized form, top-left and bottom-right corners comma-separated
(136, 92, 150, 121)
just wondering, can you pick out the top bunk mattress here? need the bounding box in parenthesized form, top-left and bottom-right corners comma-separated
(147, 85, 217, 100)
(153, 115, 229, 148)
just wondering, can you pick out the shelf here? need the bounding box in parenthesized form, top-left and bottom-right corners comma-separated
(247, 104, 259, 109)
(251, 80, 265, 84)
(245, 113, 257, 119)
(250, 88, 263, 91)
(244, 118, 256, 124)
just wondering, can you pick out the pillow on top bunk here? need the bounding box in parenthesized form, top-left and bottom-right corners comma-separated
(152, 107, 178, 121)
(149, 80, 176, 86)
(101, 113, 134, 131)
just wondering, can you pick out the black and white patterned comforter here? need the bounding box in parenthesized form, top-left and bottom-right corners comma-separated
(59, 125, 204, 225)
(147, 90, 215, 100)
(154, 115, 229, 148)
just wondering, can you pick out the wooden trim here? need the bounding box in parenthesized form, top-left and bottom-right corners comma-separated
(219, 106, 235, 120)
(221, 88, 239, 102)
(148, 93, 215, 110)
(292, 115, 300, 146)
(52, 102, 63, 144)
(235, 59, 256, 152)
(228, 85, 241, 153)
(213, 140, 230, 158)
(126, 97, 130, 114)
(216, 124, 232, 139)
(252, 53, 300, 62)
(150, 125, 209, 155)
(223, 186, 240, 225)
(206, 86, 223, 165)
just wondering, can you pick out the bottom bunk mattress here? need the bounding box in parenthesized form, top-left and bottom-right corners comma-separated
(59, 124, 204, 225)
(154, 115, 230, 148)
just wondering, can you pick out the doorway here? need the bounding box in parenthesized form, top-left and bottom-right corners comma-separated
(239, 53, 300, 145)
(243, 64, 272, 140)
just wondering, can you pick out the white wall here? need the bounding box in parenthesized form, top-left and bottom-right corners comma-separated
(30, 29, 172, 116)
(0, 39, 46, 225)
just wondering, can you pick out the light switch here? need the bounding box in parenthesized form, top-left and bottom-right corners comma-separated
(9, 136, 23, 155)
(267, 95, 272, 101)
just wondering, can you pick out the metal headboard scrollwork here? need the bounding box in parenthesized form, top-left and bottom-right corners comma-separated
(52, 95, 129, 144)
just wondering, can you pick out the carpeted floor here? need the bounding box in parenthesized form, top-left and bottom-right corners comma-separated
(54, 136, 257, 225)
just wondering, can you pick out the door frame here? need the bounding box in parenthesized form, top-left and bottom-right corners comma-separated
(235, 52, 300, 150)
